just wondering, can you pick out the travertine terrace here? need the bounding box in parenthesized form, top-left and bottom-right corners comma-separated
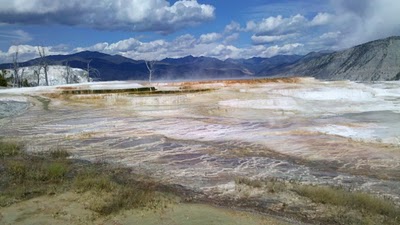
(1, 77, 400, 204)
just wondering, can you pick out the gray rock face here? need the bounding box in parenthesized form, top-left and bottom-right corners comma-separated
(268, 36, 400, 81)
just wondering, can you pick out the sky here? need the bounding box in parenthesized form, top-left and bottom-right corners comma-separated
(0, 0, 400, 63)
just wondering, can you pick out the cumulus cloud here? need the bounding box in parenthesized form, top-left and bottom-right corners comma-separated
(0, 31, 305, 63)
(319, 31, 341, 40)
(0, 0, 215, 33)
(76, 34, 304, 60)
(251, 34, 296, 45)
(223, 33, 240, 44)
(199, 33, 222, 44)
(246, 14, 308, 36)
(243, 13, 334, 51)
(243, 0, 400, 52)
(224, 21, 242, 33)
(245, 12, 336, 36)
(309, 13, 334, 26)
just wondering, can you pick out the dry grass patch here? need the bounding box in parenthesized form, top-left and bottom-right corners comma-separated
(235, 177, 288, 193)
(49, 148, 70, 159)
(233, 175, 400, 224)
(293, 184, 400, 222)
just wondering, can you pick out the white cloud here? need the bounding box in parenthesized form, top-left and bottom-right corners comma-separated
(224, 21, 242, 33)
(233, 43, 303, 59)
(251, 34, 295, 45)
(241, 0, 400, 52)
(0, 30, 307, 63)
(199, 33, 222, 44)
(109, 38, 142, 52)
(242, 13, 333, 51)
(0, 0, 215, 33)
(310, 13, 334, 26)
(224, 33, 240, 44)
(246, 14, 307, 36)
(319, 31, 341, 40)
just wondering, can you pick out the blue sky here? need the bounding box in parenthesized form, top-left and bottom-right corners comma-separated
(0, 0, 399, 62)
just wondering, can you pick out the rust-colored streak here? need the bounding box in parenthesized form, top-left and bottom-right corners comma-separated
(179, 77, 301, 86)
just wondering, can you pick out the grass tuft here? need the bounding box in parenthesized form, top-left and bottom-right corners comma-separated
(235, 177, 287, 193)
(235, 177, 263, 188)
(74, 173, 116, 193)
(49, 148, 70, 159)
(7, 161, 28, 180)
(0, 140, 22, 157)
(45, 162, 68, 182)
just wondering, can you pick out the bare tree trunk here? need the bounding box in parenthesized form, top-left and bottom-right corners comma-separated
(44, 64, 49, 86)
(85, 60, 99, 82)
(12, 48, 19, 88)
(34, 66, 41, 86)
(86, 60, 92, 82)
(38, 46, 49, 86)
(64, 61, 72, 84)
(20, 68, 25, 87)
(145, 61, 156, 83)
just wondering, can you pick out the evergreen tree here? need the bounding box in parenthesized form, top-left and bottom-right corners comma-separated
(0, 69, 8, 87)
(22, 78, 30, 87)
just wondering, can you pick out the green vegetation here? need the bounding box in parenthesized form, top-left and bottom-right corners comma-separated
(0, 69, 8, 87)
(49, 148, 70, 159)
(0, 140, 22, 157)
(0, 139, 170, 216)
(22, 78, 30, 87)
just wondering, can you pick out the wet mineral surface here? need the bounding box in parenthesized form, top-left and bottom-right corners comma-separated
(1, 78, 399, 205)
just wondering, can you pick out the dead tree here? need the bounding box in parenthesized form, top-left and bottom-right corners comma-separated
(85, 60, 99, 82)
(11, 47, 20, 87)
(33, 65, 42, 86)
(63, 61, 72, 84)
(145, 60, 156, 83)
(37, 46, 49, 86)
(20, 68, 25, 87)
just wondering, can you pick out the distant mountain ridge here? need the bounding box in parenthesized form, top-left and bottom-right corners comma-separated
(0, 51, 301, 81)
(1, 36, 399, 81)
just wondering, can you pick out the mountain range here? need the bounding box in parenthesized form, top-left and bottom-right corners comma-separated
(1, 36, 399, 82)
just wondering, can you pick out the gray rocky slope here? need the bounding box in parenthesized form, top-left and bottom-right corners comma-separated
(264, 36, 400, 81)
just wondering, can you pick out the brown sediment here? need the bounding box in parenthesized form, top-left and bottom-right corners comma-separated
(39, 77, 303, 97)
(61, 87, 156, 95)
(56, 86, 83, 90)
(171, 77, 303, 90)
(47, 87, 214, 97)
(178, 77, 303, 86)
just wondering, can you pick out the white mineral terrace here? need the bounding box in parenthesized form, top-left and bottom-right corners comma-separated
(1, 77, 400, 202)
